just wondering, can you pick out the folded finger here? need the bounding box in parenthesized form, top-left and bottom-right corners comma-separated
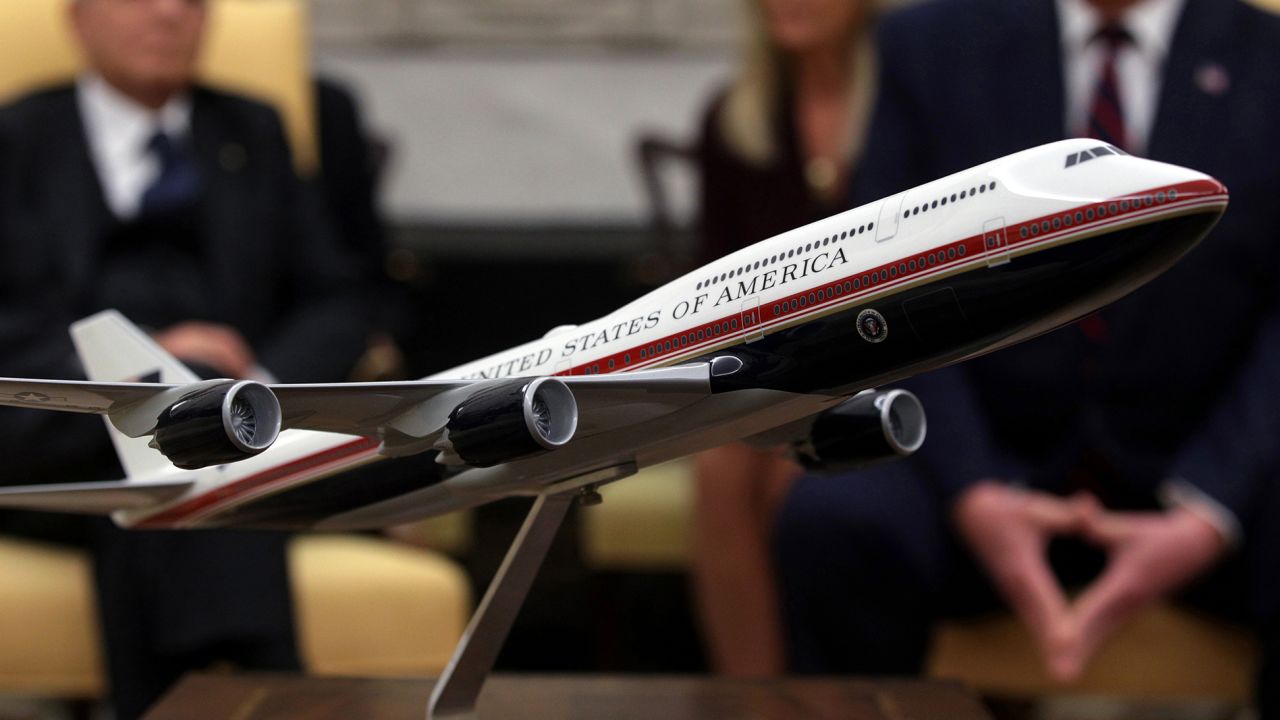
(1082, 511, 1134, 547)
(1071, 561, 1150, 675)
(992, 550, 1078, 676)
(1024, 494, 1086, 533)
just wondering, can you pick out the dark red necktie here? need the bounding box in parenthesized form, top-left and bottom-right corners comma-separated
(1086, 24, 1133, 152)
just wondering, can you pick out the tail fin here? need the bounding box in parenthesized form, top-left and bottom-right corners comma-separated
(70, 310, 197, 479)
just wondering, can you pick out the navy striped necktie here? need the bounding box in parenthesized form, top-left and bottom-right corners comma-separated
(140, 130, 202, 217)
(1086, 24, 1133, 152)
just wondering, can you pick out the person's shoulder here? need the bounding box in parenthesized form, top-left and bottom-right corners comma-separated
(878, 0, 1032, 48)
(1214, 0, 1280, 101)
(879, 0, 1002, 36)
(0, 84, 77, 133)
(697, 84, 732, 144)
(1232, 0, 1280, 28)
(191, 85, 285, 129)
(1231, 0, 1280, 54)
(190, 84, 294, 162)
(315, 76, 360, 121)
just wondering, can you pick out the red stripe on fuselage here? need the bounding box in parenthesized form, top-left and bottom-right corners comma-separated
(132, 436, 381, 528)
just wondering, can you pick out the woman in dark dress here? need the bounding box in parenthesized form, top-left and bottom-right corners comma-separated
(691, 0, 879, 677)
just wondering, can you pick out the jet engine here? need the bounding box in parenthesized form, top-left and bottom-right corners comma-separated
(793, 389, 926, 472)
(440, 378, 578, 467)
(151, 381, 283, 470)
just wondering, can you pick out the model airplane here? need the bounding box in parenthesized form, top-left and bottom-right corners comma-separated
(0, 138, 1229, 717)
(0, 138, 1227, 529)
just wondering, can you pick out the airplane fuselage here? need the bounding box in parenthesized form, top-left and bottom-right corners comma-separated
(118, 140, 1227, 529)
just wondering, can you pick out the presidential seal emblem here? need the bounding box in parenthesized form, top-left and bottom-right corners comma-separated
(856, 309, 887, 343)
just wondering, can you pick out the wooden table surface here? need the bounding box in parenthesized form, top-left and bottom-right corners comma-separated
(144, 673, 993, 720)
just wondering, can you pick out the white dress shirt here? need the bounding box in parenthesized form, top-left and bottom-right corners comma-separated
(76, 74, 193, 220)
(1056, 0, 1185, 156)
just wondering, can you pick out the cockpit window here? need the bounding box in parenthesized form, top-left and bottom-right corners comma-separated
(1065, 145, 1125, 168)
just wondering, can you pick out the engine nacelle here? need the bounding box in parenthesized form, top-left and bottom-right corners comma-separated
(441, 378, 578, 467)
(151, 381, 282, 470)
(793, 389, 927, 472)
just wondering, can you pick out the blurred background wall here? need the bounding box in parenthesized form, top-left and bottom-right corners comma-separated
(312, 0, 732, 236)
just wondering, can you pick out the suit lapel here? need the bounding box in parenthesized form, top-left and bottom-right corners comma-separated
(190, 90, 253, 318)
(1148, 0, 1234, 168)
(1012, 0, 1067, 144)
(979, 0, 1066, 159)
(49, 89, 112, 292)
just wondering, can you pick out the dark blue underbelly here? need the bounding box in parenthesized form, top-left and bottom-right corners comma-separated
(706, 210, 1217, 397)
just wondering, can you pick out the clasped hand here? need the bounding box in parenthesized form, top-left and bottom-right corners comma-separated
(953, 481, 1227, 682)
(153, 321, 258, 379)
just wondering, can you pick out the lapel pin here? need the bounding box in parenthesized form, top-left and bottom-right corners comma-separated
(1194, 62, 1230, 97)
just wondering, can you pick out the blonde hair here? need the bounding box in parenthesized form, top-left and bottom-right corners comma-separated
(719, 1, 878, 170)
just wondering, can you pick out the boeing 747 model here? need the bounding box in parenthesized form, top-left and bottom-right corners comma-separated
(0, 139, 1228, 717)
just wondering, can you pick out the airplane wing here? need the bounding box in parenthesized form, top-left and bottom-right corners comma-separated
(0, 378, 177, 414)
(269, 364, 711, 438)
(0, 479, 194, 514)
(268, 380, 475, 433)
(559, 365, 711, 435)
(0, 376, 484, 437)
(0, 363, 712, 442)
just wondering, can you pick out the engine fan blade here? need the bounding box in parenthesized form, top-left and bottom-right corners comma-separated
(229, 397, 257, 445)
(531, 395, 552, 438)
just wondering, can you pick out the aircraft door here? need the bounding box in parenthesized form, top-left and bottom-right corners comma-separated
(982, 217, 1010, 266)
(875, 193, 905, 243)
(740, 298, 764, 343)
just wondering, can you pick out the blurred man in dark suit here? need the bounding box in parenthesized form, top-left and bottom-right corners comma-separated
(0, 0, 370, 717)
(775, 0, 1280, 712)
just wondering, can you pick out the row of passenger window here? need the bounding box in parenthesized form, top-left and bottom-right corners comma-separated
(768, 243, 969, 318)
(581, 347, 640, 374)
(699, 179, 1001, 296)
(1016, 190, 1178, 240)
(774, 283, 852, 316)
(581, 351, 635, 375)
(905, 180, 998, 220)
(635, 318, 743, 362)
(695, 220, 877, 291)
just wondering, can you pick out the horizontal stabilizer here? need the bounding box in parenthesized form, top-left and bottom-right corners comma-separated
(0, 479, 194, 514)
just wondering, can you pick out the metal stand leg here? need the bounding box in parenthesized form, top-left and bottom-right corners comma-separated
(427, 490, 576, 719)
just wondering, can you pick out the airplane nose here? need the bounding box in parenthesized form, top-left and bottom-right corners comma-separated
(1143, 175, 1229, 215)
(1109, 171, 1229, 272)
(1188, 176, 1229, 200)
(1084, 159, 1229, 223)
(1124, 176, 1227, 209)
